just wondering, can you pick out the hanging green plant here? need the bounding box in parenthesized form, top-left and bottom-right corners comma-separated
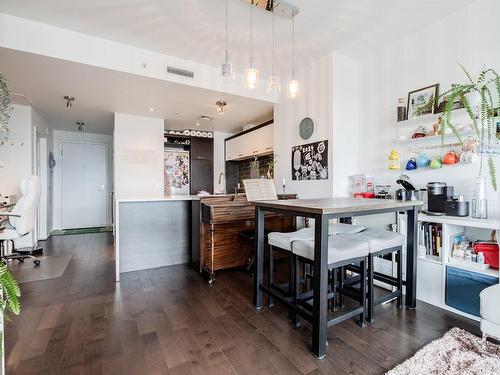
(0, 262, 21, 359)
(430, 65, 500, 191)
(0, 72, 13, 142)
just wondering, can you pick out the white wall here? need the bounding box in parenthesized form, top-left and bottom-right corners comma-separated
(273, 53, 334, 199)
(0, 104, 32, 196)
(114, 113, 164, 200)
(52, 130, 113, 229)
(358, 0, 500, 217)
(273, 51, 362, 199)
(213, 130, 234, 193)
(331, 52, 362, 197)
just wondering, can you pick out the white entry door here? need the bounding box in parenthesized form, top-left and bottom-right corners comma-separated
(61, 141, 108, 229)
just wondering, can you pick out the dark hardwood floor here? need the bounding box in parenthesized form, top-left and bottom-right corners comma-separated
(5, 233, 479, 374)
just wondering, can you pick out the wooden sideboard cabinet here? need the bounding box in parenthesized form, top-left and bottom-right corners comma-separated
(197, 194, 296, 283)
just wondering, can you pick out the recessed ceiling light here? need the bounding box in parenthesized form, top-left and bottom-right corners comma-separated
(149, 107, 155, 112)
(196, 122, 200, 126)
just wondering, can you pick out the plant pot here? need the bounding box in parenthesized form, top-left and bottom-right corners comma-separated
(465, 91, 481, 108)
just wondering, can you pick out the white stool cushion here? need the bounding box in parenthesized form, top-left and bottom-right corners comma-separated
(353, 228, 404, 253)
(328, 223, 365, 235)
(267, 224, 365, 252)
(268, 228, 314, 251)
(480, 284, 500, 325)
(292, 234, 369, 265)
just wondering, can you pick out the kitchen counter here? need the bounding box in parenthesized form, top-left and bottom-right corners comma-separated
(115, 197, 200, 280)
(117, 195, 200, 203)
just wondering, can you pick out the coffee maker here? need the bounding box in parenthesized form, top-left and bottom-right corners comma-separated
(426, 182, 454, 214)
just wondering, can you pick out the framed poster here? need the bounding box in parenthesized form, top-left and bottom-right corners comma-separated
(164, 149, 190, 195)
(291, 140, 328, 180)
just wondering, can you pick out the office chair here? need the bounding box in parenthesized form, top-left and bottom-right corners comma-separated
(0, 176, 42, 266)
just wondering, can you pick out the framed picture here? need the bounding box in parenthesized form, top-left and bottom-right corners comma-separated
(407, 84, 439, 119)
(291, 140, 328, 181)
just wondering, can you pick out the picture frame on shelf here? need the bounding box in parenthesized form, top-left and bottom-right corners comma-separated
(407, 84, 439, 120)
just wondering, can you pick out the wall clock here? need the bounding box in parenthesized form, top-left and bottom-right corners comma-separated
(299, 117, 314, 140)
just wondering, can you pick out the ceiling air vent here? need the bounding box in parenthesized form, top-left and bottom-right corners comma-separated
(166, 65, 194, 79)
(198, 115, 215, 121)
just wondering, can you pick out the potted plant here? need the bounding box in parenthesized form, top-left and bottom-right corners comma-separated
(0, 262, 20, 374)
(436, 65, 499, 191)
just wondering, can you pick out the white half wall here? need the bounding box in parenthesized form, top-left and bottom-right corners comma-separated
(358, 0, 500, 217)
(114, 113, 164, 200)
(51, 130, 113, 230)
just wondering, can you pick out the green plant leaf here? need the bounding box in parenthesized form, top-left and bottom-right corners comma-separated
(488, 157, 497, 191)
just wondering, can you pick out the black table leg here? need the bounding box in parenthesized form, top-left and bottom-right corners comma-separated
(405, 207, 418, 308)
(312, 215, 329, 359)
(253, 206, 265, 309)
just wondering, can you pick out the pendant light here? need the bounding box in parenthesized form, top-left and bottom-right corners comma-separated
(221, 0, 234, 79)
(267, 2, 280, 95)
(287, 13, 300, 98)
(244, 1, 259, 89)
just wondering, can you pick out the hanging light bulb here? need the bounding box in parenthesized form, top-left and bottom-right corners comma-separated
(267, 4, 280, 95)
(287, 13, 300, 98)
(221, 0, 234, 79)
(244, 1, 259, 89)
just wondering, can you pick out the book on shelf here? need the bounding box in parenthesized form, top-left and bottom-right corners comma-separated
(419, 222, 442, 258)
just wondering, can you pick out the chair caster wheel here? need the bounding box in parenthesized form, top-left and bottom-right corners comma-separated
(34, 260, 41, 266)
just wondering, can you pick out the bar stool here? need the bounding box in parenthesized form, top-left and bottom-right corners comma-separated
(291, 234, 369, 328)
(267, 224, 365, 324)
(268, 227, 314, 304)
(344, 228, 405, 323)
(267, 224, 365, 298)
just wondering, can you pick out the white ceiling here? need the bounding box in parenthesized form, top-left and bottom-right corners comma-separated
(0, 48, 273, 135)
(0, 0, 474, 78)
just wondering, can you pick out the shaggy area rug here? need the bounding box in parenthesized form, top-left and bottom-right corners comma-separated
(387, 328, 500, 375)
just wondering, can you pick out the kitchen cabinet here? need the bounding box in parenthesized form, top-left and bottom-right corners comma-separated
(225, 123, 273, 161)
(190, 137, 214, 194)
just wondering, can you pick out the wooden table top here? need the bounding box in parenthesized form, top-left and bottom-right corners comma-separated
(252, 197, 422, 215)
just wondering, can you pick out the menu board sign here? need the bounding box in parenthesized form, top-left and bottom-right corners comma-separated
(291, 140, 328, 180)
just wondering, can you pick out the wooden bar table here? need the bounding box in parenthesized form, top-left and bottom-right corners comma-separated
(252, 197, 422, 359)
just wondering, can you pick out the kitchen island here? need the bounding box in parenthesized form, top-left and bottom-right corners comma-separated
(198, 194, 297, 283)
(115, 196, 200, 280)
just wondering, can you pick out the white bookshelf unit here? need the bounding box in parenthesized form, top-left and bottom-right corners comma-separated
(399, 213, 500, 322)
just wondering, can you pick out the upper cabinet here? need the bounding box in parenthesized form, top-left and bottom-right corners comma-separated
(225, 123, 274, 161)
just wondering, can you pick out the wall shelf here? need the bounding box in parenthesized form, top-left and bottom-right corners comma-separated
(445, 261, 498, 278)
(396, 132, 474, 145)
(396, 108, 468, 127)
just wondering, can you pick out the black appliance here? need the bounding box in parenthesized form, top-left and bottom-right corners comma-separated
(446, 196, 470, 217)
(427, 182, 454, 214)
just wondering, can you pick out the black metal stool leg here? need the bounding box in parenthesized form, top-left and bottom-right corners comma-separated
(339, 266, 345, 308)
(332, 268, 338, 311)
(358, 259, 367, 327)
(367, 254, 375, 323)
(269, 245, 274, 307)
(396, 248, 403, 309)
(291, 254, 300, 327)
